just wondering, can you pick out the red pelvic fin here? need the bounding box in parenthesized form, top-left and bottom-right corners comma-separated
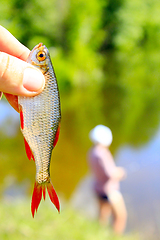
(0, 91, 3, 100)
(43, 186, 46, 200)
(24, 138, 35, 161)
(47, 182, 60, 212)
(31, 181, 60, 217)
(31, 182, 42, 218)
(53, 124, 60, 148)
(19, 109, 24, 130)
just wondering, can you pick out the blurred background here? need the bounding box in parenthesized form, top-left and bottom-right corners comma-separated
(1, 0, 160, 239)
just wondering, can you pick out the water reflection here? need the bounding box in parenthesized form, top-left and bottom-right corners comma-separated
(116, 129, 160, 239)
(1, 76, 160, 238)
(71, 129, 160, 239)
(116, 128, 160, 174)
(0, 100, 19, 137)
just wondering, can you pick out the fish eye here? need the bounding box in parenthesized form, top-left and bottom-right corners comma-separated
(36, 51, 46, 61)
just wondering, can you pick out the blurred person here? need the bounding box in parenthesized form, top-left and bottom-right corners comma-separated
(0, 25, 45, 111)
(88, 125, 127, 234)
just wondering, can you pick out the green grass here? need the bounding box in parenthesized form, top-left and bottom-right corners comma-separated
(0, 198, 136, 240)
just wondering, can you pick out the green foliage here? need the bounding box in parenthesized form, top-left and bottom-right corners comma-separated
(114, 0, 160, 51)
(0, 199, 136, 240)
(0, 0, 106, 90)
(1, 0, 160, 197)
(108, 0, 160, 146)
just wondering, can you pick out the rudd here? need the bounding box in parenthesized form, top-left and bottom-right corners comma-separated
(18, 43, 61, 217)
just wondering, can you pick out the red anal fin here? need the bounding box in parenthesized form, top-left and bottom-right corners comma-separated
(19, 109, 24, 130)
(47, 182, 60, 212)
(31, 182, 42, 218)
(32, 154, 35, 161)
(24, 138, 32, 160)
(53, 124, 60, 148)
(24, 138, 35, 161)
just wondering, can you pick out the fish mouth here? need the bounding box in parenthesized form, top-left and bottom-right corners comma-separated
(30, 43, 46, 53)
(37, 43, 43, 48)
(34, 43, 46, 51)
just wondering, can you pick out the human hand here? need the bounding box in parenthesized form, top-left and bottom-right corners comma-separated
(0, 25, 45, 111)
(112, 167, 127, 180)
(117, 167, 127, 180)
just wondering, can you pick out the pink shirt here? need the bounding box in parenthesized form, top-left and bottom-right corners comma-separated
(88, 145, 120, 196)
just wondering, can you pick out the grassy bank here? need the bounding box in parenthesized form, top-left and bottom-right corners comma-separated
(0, 198, 136, 240)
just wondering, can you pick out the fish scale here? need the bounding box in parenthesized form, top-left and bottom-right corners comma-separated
(18, 43, 61, 217)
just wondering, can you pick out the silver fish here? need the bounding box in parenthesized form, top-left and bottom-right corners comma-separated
(18, 43, 61, 217)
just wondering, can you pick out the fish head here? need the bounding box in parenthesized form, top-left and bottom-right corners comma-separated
(27, 43, 51, 73)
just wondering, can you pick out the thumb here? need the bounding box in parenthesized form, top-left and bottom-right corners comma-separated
(0, 52, 45, 96)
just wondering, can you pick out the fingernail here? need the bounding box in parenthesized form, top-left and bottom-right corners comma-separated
(23, 68, 45, 92)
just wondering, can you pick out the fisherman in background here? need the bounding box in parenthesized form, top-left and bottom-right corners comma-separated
(88, 125, 127, 234)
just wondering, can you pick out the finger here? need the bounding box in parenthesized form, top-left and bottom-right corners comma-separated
(0, 52, 45, 96)
(0, 25, 30, 61)
(4, 93, 19, 112)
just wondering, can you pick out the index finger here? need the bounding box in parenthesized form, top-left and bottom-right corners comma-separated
(0, 25, 30, 61)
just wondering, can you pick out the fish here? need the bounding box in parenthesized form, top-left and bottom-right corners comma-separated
(18, 43, 61, 217)
(0, 91, 2, 100)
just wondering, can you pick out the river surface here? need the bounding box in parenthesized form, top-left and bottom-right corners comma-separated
(1, 84, 160, 240)
(70, 128, 160, 240)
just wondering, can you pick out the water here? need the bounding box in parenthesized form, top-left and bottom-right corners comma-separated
(116, 130, 160, 239)
(0, 101, 19, 137)
(1, 79, 160, 239)
(71, 130, 160, 239)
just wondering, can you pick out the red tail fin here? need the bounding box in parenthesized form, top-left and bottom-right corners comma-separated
(31, 181, 60, 218)
(47, 182, 60, 212)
